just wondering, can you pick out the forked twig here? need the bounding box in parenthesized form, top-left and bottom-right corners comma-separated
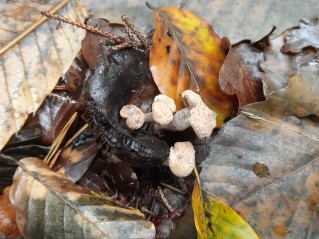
(41, 11, 148, 51)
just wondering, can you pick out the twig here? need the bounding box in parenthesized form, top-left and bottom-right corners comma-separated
(158, 186, 174, 213)
(121, 15, 147, 48)
(41, 11, 125, 44)
(44, 112, 78, 166)
(41, 11, 146, 50)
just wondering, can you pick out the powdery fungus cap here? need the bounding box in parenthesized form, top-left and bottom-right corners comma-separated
(181, 90, 216, 139)
(152, 101, 175, 125)
(120, 105, 144, 129)
(154, 94, 176, 113)
(168, 141, 195, 177)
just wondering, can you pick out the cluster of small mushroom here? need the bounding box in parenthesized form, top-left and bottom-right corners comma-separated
(120, 90, 217, 177)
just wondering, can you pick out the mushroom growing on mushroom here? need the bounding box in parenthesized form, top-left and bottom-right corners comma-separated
(157, 90, 217, 139)
(168, 141, 195, 177)
(119, 94, 176, 129)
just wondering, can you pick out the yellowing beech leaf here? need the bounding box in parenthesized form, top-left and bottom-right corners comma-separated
(10, 157, 155, 239)
(150, 6, 234, 127)
(192, 183, 259, 239)
(0, 0, 87, 150)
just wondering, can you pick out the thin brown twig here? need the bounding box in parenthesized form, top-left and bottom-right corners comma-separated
(121, 15, 148, 48)
(158, 186, 174, 213)
(41, 11, 125, 44)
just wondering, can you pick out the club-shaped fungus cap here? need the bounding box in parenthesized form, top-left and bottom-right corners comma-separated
(168, 142, 195, 177)
(120, 105, 144, 129)
(154, 94, 176, 112)
(181, 90, 217, 139)
(152, 94, 176, 125)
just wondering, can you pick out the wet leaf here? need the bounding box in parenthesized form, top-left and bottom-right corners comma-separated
(192, 183, 258, 239)
(281, 18, 319, 53)
(0, 154, 18, 194)
(36, 95, 80, 145)
(0, 0, 87, 150)
(219, 42, 265, 108)
(0, 187, 20, 239)
(55, 139, 98, 183)
(103, 156, 139, 191)
(10, 157, 155, 239)
(150, 6, 234, 127)
(198, 62, 319, 238)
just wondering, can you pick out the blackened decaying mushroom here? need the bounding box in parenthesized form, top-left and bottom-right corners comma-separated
(79, 18, 169, 168)
(83, 99, 169, 168)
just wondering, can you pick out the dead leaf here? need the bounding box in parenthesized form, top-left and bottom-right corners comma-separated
(0, 154, 18, 194)
(55, 139, 98, 182)
(182, 0, 319, 43)
(192, 183, 258, 239)
(198, 63, 319, 238)
(84, 0, 319, 43)
(260, 32, 317, 95)
(36, 95, 80, 145)
(0, 0, 87, 150)
(10, 157, 155, 239)
(150, 6, 234, 127)
(281, 18, 319, 53)
(219, 42, 265, 108)
(0, 187, 20, 239)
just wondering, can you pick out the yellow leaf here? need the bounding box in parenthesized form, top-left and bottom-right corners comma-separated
(150, 6, 235, 127)
(192, 183, 259, 239)
(0, 0, 87, 150)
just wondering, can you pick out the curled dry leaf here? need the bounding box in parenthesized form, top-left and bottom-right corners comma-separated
(10, 157, 155, 239)
(0, 187, 20, 239)
(281, 18, 319, 53)
(150, 6, 235, 127)
(197, 63, 319, 238)
(219, 42, 265, 108)
(260, 31, 317, 95)
(0, 0, 87, 150)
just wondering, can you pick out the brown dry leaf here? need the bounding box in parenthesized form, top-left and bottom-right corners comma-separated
(150, 6, 235, 127)
(198, 62, 319, 238)
(260, 32, 317, 95)
(219, 42, 265, 108)
(0, 187, 20, 239)
(0, 0, 87, 150)
(56, 139, 98, 182)
(36, 95, 80, 145)
(281, 18, 319, 53)
(10, 157, 155, 239)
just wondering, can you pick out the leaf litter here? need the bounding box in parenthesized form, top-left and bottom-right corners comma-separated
(1, 3, 319, 239)
(198, 18, 319, 238)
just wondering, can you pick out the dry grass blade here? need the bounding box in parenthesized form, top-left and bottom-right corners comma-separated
(44, 112, 78, 166)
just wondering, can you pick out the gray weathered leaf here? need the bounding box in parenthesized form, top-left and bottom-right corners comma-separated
(10, 157, 155, 239)
(84, 0, 319, 43)
(260, 31, 317, 96)
(199, 63, 319, 238)
(281, 18, 319, 53)
(0, 0, 87, 150)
